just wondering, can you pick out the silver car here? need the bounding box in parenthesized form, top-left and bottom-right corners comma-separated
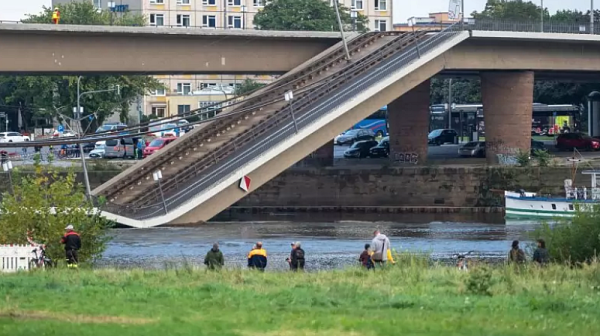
(104, 137, 144, 159)
(458, 141, 485, 157)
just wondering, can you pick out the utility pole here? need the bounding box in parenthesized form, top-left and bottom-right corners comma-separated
(541, 0, 544, 32)
(333, 0, 350, 60)
(448, 79, 453, 129)
(592, 0, 595, 35)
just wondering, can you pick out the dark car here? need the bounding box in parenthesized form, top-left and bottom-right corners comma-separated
(369, 136, 389, 158)
(334, 129, 375, 146)
(556, 132, 600, 151)
(458, 141, 485, 157)
(530, 139, 547, 155)
(343, 140, 379, 158)
(428, 129, 457, 146)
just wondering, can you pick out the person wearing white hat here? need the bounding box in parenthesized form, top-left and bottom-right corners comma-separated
(60, 224, 81, 268)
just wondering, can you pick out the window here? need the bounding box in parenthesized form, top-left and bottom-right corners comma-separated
(151, 107, 165, 117)
(374, 19, 387, 31)
(202, 15, 216, 28)
(177, 83, 192, 95)
(177, 105, 191, 115)
(202, 0, 216, 5)
(177, 0, 190, 3)
(228, 16, 242, 29)
(351, 0, 363, 10)
(150, 0, 165, 3)
(374, 0, 386, 10)
(253, 0, 265, 6)
(200, 82, 217, 89)
(149, 14, 164, 26)
(177, 14, 190, 27)
(551, 204, 557, 210)
(228, 0, 241, 5)
(569, 204, 574, 211)
(152, 88, 166, 96)
(93, 0, 102, 9)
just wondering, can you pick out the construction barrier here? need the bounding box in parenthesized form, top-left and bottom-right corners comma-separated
(0, 244, 37, 273)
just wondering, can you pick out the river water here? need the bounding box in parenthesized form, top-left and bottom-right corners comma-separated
(98, 213, 542, 270)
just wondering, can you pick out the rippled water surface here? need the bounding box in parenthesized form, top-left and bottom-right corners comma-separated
(99, 213, 542, 270)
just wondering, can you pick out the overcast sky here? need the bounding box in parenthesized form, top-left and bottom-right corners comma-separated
(0, 0, 597, 23)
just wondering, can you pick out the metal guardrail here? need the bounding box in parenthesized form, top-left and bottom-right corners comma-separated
(467, 19, 600, 35)
(101, 25, 462, 219)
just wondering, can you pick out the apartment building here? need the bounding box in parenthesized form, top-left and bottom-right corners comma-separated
(53, 0, 393, 118)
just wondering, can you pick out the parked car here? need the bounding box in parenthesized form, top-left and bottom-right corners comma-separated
(369, 136, 389, 158)
(555, 132, 600, 151)
(104, 137, 145, 159)
(458, 141, 486, 157)
(96, 122, 127, 134)
(53, 130, 78, 138)
(143, 136, 177, 158)
(89, 141, 106, 158)
(428, 129, 457, 145)
(0, 132, 30, 143)
(459, 140, 548, 158)
(343, 140, 378, 158)
(178, 119, 192, 132)
(334, 129, 375, 145)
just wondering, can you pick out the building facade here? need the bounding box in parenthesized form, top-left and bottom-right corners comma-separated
(53, 0, 393, 118)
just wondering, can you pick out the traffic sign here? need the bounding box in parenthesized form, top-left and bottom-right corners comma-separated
(57, 125, 64, 132)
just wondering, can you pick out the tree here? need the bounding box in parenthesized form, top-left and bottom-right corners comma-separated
(235, 79, 266, 96)
(0, 161, 112, 263)
(472, 0, 543, 21)
(0, 2, 162, 131)
(253, 0, 369, 33)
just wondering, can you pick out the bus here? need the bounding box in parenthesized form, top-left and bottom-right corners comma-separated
(350, 106, 388, 137)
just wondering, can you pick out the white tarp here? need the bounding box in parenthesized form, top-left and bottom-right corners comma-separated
(448, 0, 461, 20)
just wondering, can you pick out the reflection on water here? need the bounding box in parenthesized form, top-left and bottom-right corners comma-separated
(99, 213, 543, 270)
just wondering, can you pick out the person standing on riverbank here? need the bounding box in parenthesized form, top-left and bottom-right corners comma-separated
(508, 240, 526, 264)
(60, 224, 81, 268)
(290, 242, 305, 271)
(204, 243, 224, 270)
(247, 242, 267, 271)
(533, 239, 549, 265)
(371, 230, 391, 268)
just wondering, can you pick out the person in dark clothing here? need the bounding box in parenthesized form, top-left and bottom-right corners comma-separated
(60, 224, 81, 268)
(204, 243, 224, 270)
(508, 240, 526, 264)
(247, 242, 267, 271)
(533, 239, 549, 265)
(290, 241, 305, 271)
(359, 243, 374, 270)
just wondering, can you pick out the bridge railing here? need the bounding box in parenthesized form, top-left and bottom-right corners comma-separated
(466, 19, 600, 35)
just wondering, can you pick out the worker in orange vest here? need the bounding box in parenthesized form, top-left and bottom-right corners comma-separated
(52, 8, 60, 24)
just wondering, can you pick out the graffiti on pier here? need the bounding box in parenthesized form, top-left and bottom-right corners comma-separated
(488, 139, 520, 166)
(496, 154, 519, 166)
(394, 152, 419, 165)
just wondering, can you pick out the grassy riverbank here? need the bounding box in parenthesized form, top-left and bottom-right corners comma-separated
(1, 263, 599, 336)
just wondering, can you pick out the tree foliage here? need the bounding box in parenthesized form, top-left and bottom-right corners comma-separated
(254, 0, 369, 33)
(0, 161, 112, 263)
(472, 0, 544, 21)
(235, 79, 266, 96)
(0, 2, 161, 131)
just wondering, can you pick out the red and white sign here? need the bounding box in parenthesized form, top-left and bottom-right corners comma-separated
(239, 176, 251, 192)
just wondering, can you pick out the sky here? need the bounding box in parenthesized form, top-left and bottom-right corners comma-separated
(0, 0, 597, 23)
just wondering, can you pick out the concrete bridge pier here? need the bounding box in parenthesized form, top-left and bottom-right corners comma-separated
(387, 80, 430, 165)
(481, 71, 534, 165)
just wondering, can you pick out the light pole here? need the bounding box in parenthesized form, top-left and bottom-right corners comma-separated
(592, 0, 595, 35)
(3, 160, 14, 195)
(350, 6, 357, 32)
(448, 79, 453, 129)
(153, 170, 168, 215)
(332, 0, 351, 60)
(108, 2, 115, 26)
(241, 5, 247, 30)
(284, 90, 299, 133)
(76, 76, 120, 201)
(461, 0, 465, 28)
(540, 0, 544, 32)
(408, 17, 421, 58)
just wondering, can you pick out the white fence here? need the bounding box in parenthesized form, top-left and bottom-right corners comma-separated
(0, 244, 36, 273)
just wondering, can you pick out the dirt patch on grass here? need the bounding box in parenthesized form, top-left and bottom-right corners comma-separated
(0, 309, 156, 325)
(239, 330, 365, 336)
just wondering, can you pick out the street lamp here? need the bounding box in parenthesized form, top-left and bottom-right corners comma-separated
(153, 170, 168, 215)
(407, 17, 421, 58)
(3, 160, 14, 194)
(284, 90, 299, 133)
(350, 6, 358, 32)
(332, 0, 351, 60)
(75, 76, 120, 201)
(241, 5, 247, 30)
(108, 1, 116, 26)
(448, 79, 453, 129)
(592, 0, 595, 35)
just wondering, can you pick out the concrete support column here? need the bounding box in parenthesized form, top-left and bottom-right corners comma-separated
(388, 80, 430, 165)
(481, 71, 534, 164)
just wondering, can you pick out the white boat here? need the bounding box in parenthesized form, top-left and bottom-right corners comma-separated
(505, 170, 600, 219)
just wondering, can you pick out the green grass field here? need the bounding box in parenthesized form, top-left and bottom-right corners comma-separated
(1, 262, 599, 336)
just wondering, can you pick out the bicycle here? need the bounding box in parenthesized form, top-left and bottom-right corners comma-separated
(452, 251, 475, 271)
(29, 245, 55, 269)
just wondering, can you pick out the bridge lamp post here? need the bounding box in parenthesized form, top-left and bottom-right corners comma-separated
(332, 0, 351, 60)
(108, 2, 116, 26)
(592, 0, 595, 35)
(241, 5, 247, 30)
(2, 160, 14, 195)
(153, 170, 168, 215)
(540, 0, 544, 33)
(284, 91, 299, 133)
(407, 17, 421, 58)
(75, 76, 120, 201)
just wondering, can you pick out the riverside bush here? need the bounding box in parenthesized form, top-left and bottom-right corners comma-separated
(532, 206, 600, 264)
(0, 163, 112, 263)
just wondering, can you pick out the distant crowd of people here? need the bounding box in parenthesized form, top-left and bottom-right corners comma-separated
(508, 239, 549, 265)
